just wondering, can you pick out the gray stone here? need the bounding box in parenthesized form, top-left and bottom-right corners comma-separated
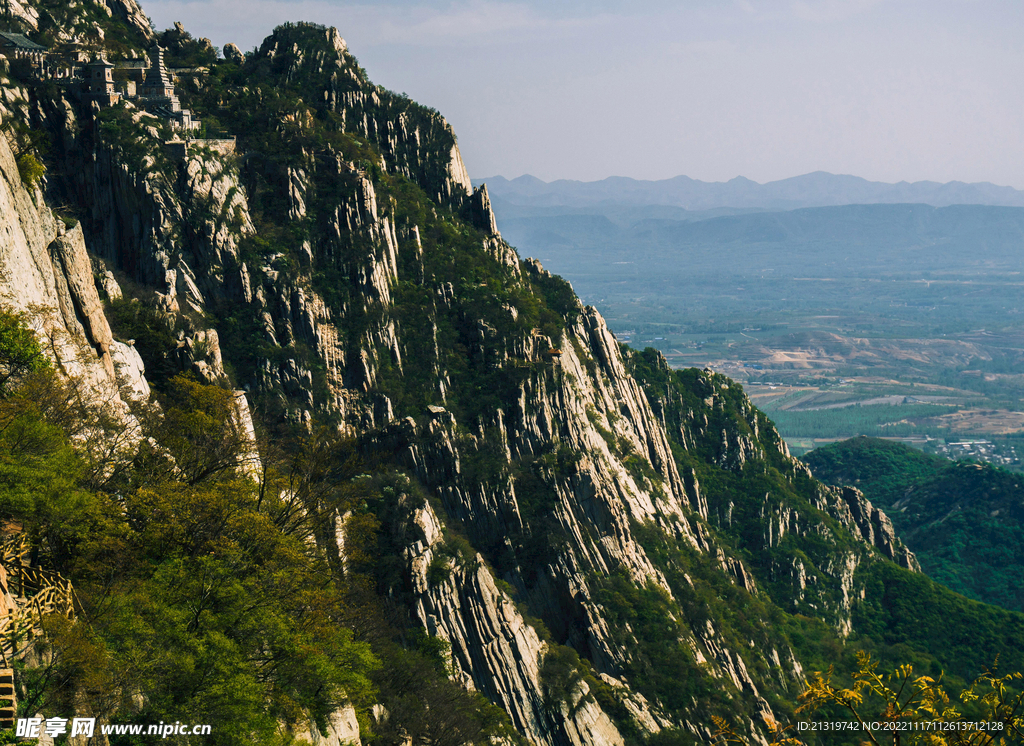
(222, 43, 244, 64)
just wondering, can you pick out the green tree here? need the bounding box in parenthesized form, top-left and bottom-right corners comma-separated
(0, 309, 48, 394)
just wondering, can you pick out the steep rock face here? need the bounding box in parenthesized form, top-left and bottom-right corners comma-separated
(838, 485, 919, 571)
(79, 124, 252, 307)
(3, 97, 263, 473)
(41, 78, 425, 428)
(248, 161, 406, 423)
(359, 289, 815, 740)
(102, 0, 154, 41)
(469, 183, 500, 236)
(292, 706, 361, 746)
(0, 119, 144, 413)
(25, 20, 483, 432)
(4, 0, 40, 31)
(251, 23, 474, 209)
(37, 97, 272, 409)
(401, 498, 624, 746)
(705, 383, 918, 570)
(7, 0, 152, 43)
(632, 360, 918, 639)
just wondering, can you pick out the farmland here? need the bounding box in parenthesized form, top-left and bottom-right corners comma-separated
(493, 202, 1024, 464)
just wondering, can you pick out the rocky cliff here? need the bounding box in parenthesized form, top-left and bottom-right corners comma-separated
(4, 0, 152, 47)
(0, 108, 144, 420)
(2, 7, 993, 746)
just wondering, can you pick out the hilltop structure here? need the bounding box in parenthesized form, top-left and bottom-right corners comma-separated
(84, 56, 119, 106)
(135, 43, 198, 131)
(0, 32, 201, 132)
(0, 31, 44, 62)
(0, 31, 47, 75)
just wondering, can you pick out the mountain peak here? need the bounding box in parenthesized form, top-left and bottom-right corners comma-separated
(483, 170, 1024, 210)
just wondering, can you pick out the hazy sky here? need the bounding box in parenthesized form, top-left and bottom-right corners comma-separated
(142, 0, 1024, 187)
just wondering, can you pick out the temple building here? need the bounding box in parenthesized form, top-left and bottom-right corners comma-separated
(85, 56, 120, 106)
(0, 32, 47, 75)
(140, 44, 175, 100)
(137, 43, 199, 131)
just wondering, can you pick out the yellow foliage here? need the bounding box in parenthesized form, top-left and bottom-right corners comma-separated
(714, 654, 1024, 745)
(16, 152, 45, 190)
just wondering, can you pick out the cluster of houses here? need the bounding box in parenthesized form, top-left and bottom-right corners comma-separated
(83, 44, 201, 132)
(0, 32, 215, 138)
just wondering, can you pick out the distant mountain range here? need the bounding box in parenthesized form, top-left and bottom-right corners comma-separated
(476, 171, 1024, 211)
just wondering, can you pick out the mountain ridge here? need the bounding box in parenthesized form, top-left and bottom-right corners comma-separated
(476, 170, 1024, 210)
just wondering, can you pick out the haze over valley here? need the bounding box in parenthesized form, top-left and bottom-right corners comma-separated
(485, 172, 1024, 462)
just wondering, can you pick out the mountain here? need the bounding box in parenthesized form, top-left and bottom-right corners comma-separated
(495, 202, 1024, 277)
(804, 437, 1024, 613)
(0, 4, 1023, 745)
(479, 171, 1024, 211)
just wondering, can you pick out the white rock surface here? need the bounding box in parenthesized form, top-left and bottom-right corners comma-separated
(407, 501, 625, 746)
(293, 703, 361, 746)
(109, 341, 150, 404)
(0, 125, 140, 424)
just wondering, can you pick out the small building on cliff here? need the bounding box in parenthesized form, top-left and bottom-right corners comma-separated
(84, 56, 120, 106)
(73, 44, 200, 133)
(134, 44, 200, 131)
(0, 31, 48, 76)
(0, 32, 46, 63)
